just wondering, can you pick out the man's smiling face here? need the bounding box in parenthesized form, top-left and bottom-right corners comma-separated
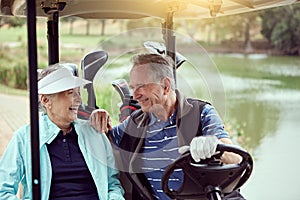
(129, 64, 164, 113)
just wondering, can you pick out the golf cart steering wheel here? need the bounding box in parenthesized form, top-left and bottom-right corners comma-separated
(161, 143, 253, 200)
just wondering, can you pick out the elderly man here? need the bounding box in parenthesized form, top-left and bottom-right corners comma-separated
(90, 53, 243, 200)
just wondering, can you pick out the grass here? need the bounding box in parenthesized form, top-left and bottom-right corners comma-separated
(0, 27, 27, 43)
(0, 83, 28, 96)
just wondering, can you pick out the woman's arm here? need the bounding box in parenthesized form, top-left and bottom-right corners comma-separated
(105, 139, 125, 200)
(0, 128, 26, 200)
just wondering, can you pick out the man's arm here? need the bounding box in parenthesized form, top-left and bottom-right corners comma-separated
(201, 104, 242, 164)
(201, 105, 242, 164)
(179, 104, 242, 164)
(89, 109, 128, 146)
(219, 138, 242, 164)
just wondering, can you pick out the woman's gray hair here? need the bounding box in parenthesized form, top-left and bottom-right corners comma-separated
(38, 63, 62, 113)
(131, 53, 176, 90)
(38, 63, 62, 81)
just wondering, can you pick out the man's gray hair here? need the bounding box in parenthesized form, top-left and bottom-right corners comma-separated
(131, 53, 176, 90)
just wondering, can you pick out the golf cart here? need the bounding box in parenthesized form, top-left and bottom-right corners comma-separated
(0, 0, 299, 199)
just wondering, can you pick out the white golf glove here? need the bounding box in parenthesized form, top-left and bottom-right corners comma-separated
(178, 135, 220, 162)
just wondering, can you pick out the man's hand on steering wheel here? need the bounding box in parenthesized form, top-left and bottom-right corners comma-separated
(179, 135, 220, 162)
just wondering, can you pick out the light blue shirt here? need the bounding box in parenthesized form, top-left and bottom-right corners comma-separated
(0, 114, 124, 200)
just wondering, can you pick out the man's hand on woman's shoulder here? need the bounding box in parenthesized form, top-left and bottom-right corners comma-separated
(89, 109, 112, 133)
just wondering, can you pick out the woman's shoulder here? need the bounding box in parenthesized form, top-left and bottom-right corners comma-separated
(7, 124, 31, 147)
(74, 119, 113, 153)
(14, 124, 31, 137)
(74, 119, 95, 131)
(74, 119, 109, 140)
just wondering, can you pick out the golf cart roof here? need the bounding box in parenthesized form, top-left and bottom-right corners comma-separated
(1, 0, 299, 19)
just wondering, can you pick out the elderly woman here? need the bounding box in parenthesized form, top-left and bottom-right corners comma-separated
(0, 64, 124, 200)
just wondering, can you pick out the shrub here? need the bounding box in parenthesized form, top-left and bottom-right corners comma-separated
(0, 47, 28, 89)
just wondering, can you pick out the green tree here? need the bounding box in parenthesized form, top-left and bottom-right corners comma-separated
(260, 4, 300, 55)
(188, 11, 260, 51)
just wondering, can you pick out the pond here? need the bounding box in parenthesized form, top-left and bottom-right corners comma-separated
(93, 50, 300, 199)
(211, 54, 300, 199)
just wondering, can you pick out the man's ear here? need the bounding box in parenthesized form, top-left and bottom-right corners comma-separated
(162, 77, 171, 93)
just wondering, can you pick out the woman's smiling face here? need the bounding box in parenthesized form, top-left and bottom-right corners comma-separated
(44, 88, 82, 126)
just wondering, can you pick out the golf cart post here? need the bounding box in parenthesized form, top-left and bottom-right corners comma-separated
(1, 0, 299, 199)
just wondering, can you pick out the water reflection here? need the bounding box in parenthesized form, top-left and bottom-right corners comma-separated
(211, 54, 300, 199)
(226, 97, 280, 152)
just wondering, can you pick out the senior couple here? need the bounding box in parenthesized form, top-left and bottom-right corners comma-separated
(0, 53, 244, 200)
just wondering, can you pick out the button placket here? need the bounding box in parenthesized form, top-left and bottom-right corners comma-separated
(62, 136, 71, 162)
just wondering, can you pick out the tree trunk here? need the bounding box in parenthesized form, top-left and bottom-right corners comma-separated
(86, 20, 90, 36)
(100, 19, 105, 36)
(69, 20, 74, 35)
(244, 18, 253, 53)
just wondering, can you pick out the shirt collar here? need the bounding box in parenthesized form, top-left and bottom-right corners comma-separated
(39, 113, 76, 145)
(148, 108, 178, 126)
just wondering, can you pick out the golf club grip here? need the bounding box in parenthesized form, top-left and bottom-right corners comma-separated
(112, 79, 131, 103)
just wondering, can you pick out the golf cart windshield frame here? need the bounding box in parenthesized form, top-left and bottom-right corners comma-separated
(10, 0, 300, 199)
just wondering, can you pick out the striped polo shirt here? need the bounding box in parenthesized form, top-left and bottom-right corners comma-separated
(141, 110, 182, 199)
(111, 104, 230, 199)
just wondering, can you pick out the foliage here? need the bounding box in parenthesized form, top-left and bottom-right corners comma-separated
(180, 10, 261, 48)
(126, 18, 161, 30)
(224, 119, 253, 153)
(0, 4, 298, 90)
(0, 83, 28, 96)
(0, 64, 27, 89)
(95, 84, 121, 125)
(0, 46, 28, 89)
(0, 16, 26, 28)
(0, 61, 28, 89)
(260, 4, 300, 55)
